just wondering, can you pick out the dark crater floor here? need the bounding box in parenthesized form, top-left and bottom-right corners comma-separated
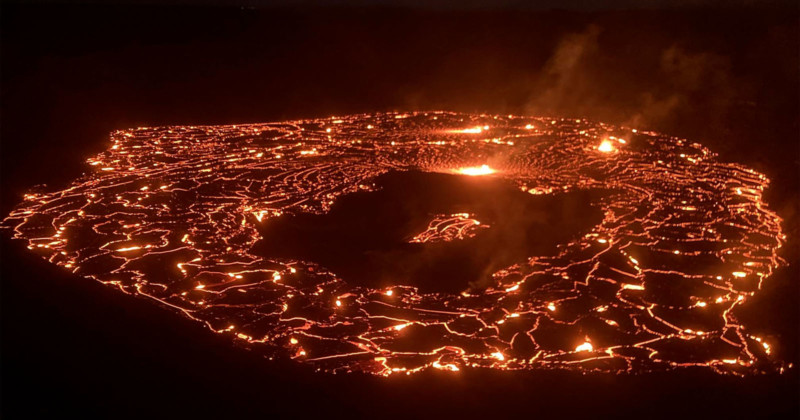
(252, 170, 607, 293)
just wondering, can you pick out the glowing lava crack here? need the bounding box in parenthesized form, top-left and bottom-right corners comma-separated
(2, 112, 788, 376)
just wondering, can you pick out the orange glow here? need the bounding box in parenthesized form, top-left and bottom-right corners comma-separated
(116, 246, 142, 252)
(456, 164, 495, 176)
(409, 213, 488, 243)
(432, 361, 460, 371)
(598, 139, 615, 153)
(455, 127, 484, 134)
(1, 111, 786, 377)
(622, 284, 645, 291)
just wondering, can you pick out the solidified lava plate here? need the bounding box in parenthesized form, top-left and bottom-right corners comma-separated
(2, 112, 788, 376)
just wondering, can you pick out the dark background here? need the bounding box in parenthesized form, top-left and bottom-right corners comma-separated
(1, 0, 798, 417)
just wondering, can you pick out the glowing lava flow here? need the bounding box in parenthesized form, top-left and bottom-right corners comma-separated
(1, 112, 789, 376)
(409, 213, 488, 243)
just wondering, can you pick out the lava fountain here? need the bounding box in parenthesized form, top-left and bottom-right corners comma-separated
(456, 164, 496, 176)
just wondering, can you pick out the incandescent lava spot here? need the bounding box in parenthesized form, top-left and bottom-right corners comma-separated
(251, 170, 606, 293)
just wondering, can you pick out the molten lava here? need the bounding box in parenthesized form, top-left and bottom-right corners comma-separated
(457, 164, 495, 176)
(1, 111, 788, 376)
(598, 139, 616, 153)
(409, 213, 488, 243)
